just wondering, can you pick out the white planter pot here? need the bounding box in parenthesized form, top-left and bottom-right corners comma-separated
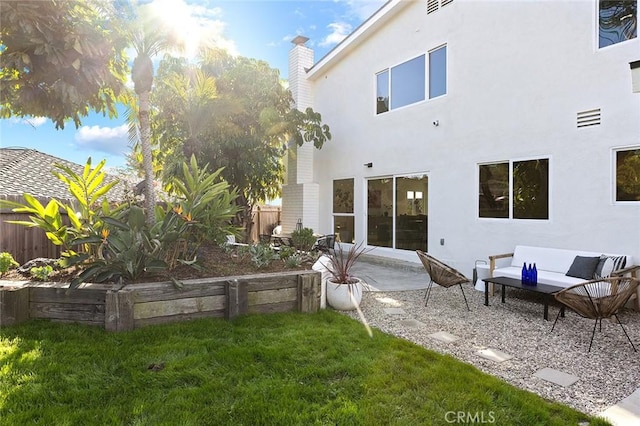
(326, 278, 363, 311)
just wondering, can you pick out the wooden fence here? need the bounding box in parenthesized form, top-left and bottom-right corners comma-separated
(0, 195, 71, 264)
(0, 270, 320, 330)
(250, 205, 281, 242)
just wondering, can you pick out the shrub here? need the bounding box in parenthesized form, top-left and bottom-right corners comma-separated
(158, 156, 240, 268)
(291, 227, 316, 252)
(0, 252, 19, 276)
(284, 254, 302, 268)
(70, 205, 171, 287)
(248, 243, 278, 268)
(30, 265, 53, 281)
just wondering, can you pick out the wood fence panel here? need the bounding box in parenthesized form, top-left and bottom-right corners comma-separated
(0, 195, 68, 264)
(250, 205, 281, 242)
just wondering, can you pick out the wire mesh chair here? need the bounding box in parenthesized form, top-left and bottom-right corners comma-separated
(416, 250, 470, 310)
(551, 277, 639, 352)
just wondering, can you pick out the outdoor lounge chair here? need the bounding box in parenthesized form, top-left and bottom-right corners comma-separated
(551, 277, 639, 352)
(416, 250, 470, 310)
(312, 234, 336, 253)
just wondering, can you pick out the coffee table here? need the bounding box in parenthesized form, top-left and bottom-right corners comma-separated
(482, 276, 565, 320)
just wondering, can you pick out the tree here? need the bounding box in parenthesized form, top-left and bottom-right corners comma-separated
(0, 0, 128, 129)
(149, 49, 331, 241)
(125, 1, 181, 225)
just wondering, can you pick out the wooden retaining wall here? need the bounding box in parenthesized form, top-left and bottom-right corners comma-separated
(0, 270, 320, 331)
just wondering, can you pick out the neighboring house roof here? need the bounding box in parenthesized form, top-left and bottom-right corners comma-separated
(0, 147, 126, 201)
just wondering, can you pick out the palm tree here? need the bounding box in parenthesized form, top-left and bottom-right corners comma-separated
(127, 2, 180, 224)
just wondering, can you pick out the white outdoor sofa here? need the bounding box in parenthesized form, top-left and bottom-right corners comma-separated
(483, 245, 640, 308)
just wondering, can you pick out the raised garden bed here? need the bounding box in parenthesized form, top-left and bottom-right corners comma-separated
(0, 270, 320, 331)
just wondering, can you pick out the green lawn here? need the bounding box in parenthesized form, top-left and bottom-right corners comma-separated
(0, 311, 610, 425)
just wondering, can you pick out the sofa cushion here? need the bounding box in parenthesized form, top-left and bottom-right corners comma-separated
(566, 256, 600, 280)
(493, 266, 584, 288)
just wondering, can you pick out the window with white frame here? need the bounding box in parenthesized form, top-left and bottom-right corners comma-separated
(429, 45, 447, 99)
(615, 147, 640, 202)
(479, 158, 549, 219)
(333, 178, 355, 243)
(599, 0, 637, 48)
(375, 45, 447, 114)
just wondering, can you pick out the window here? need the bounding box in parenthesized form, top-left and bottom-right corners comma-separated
(376, 47, 447, 114)
(615, 148, 640, 202)
(333, 179, 355, 243)
(479, 158, 549, 219)
(429, 46, 447, 98)
(599, 0, 637, 48)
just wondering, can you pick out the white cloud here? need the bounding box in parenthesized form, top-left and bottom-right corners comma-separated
(319, 22, 353, 47)
(74, 124, 130, 156)
(24, 117, 48, 127)
(8, 116, 48, 127)
(341, 0, 386, 21)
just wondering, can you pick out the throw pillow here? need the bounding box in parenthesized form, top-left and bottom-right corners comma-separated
(594, 255, 627, 279)
(566, 256, 600, 280)
(594, 256, 615, 279)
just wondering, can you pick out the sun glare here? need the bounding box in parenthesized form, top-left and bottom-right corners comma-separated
(148, 0, 237, 59)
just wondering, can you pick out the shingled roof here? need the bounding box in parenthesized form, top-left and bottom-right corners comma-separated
(0, 148, 126, 201)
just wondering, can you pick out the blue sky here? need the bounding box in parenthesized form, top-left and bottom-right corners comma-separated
(0, 0, 385, 170)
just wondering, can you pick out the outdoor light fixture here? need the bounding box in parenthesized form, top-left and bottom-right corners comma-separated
(364, 162, 373, 168)
(631, 60, 640, 93)
(415, 191, 423, 200)
(407, 191, 414, 200)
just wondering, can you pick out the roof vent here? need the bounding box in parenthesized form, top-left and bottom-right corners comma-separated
(577, 108, 601, 128)
(442, 0, 454, 6)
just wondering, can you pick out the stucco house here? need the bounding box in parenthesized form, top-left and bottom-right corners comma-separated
(282, 0, 640, 274)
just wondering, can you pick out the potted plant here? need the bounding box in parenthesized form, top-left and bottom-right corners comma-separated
(320, 242, 371, 311)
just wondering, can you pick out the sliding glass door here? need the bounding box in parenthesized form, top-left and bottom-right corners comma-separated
(367, 174, 428, 251)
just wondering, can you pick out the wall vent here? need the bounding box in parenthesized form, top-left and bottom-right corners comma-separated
(427, 0, 439, 14)
(577, 108, 601, 128)
(427, 0, 453, 14)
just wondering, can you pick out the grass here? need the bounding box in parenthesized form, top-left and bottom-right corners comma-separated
(0, 311, 610, 425)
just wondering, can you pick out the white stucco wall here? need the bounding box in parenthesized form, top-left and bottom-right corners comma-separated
(297, 0, 640, 274)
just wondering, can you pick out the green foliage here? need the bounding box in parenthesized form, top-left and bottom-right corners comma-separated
(284, 254, 302, 268)
(157, 156, 240, 268)
(291, 227, 316, 252)
(0, 313, 603, 425)
(144, 49, 331, 240)
(0, 0, 129, 128)
(277, 245, 296, 260)
(0, 157, 120, 260)
(0, 252, 19, 275)
(29, 265, 53, 281)
(248, 243, 278, 269)
(70, 205, 169, 287)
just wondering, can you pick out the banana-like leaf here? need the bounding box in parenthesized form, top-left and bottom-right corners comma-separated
(23, 193, 46, 216)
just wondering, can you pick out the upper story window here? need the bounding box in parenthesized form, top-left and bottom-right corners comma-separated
(599, 0, 637, 48)
(615, 147, 640, 202)
(429, 45, 447, 99)
(376, 45, 447, 114)
(376, 55, 425, 114)
(479, 158, 549, 220)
